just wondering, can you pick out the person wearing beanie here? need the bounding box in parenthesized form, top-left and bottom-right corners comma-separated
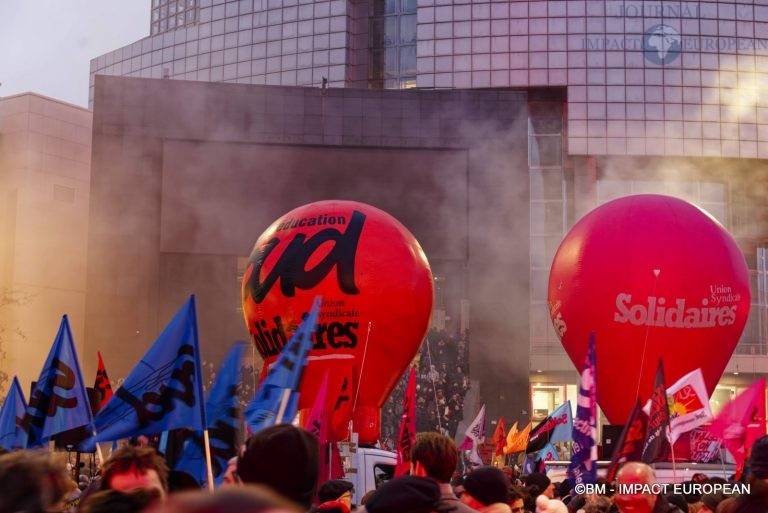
(409, 432, 478, 513)
(461, 466, 512, 513)
(524, 472, 555, 499)
(358, 475, 442, 513)
(317, 479, 354, 510)
(237, 424, 319, 511)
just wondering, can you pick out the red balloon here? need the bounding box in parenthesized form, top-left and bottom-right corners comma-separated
(548, 195, 750, 424)
(242, 200, 433, 443)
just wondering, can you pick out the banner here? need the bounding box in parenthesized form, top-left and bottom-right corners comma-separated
(689, 427, 721, 463)
(244, 297, 321, 433)
(641, 359, 671, 463)
(395, 367, 417, 477)
(0, 377, 27, 450)
(83, 296, 206, 448)
(568, 332, 597, 487)
(175, 341, 247, 487)
(643, 368, 712, 444)
(20, 315, 93, 447)
(94, 351, 114, 410)
(606, 399, 648, 482)
(526, 401, 572, 453)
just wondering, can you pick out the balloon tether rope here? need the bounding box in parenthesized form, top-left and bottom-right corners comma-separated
(634, 269, 661, 401)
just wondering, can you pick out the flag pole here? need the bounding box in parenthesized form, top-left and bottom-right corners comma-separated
(95, 443, 105, 467)
(203, 429, 215, 492)
(669, 427, 678, 482)
(275, 388, 293, 424)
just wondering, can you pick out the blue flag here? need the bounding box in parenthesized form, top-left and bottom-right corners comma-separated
(569, 332, 598, 487)
(19, 316, 93, 447)
(0, 377, 28, 450)
(526, 400, 572, 452)
(83, 296, 206, 449)
(175, 341, 247, 487)
(539, 441, 560, 462)
(244, 297, 321, 433)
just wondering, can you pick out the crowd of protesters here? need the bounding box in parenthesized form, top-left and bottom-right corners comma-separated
(1, 429, 767, 513)
(381, 329, 471, 445)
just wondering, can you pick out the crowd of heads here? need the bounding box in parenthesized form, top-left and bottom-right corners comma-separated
(381, 329, 471, 445)
(2, 427, 768, 513)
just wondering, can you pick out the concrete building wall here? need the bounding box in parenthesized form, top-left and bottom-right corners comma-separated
(87, 74, 533, 422)
(0, 94, 92, 392)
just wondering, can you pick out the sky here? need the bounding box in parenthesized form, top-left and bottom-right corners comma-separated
(0, 1, 150, 108)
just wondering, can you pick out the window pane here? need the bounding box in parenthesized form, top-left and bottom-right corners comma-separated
(371, 0, 398, 16)
(529, 135, 562, 167)
(169, 1, 177, 14)
(402, 0, 417, 13)
(186, 9, 196, 23)
(384, 16, 397, 46)
(399, 14, 416, 44)
(168, 15, 176, 28)
(153, 0, 160, 7)
(160, 18, 168, 30)
(399, 77, 416, 89)
(384, 47, 398, 78)
(178, 14, 185, 26)
(160, 5, 168, 17)
(399, 45, 416, 75)
(187, 0, 196, 6)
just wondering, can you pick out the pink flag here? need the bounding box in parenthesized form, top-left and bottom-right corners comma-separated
(707, 378, 766, 470)
(304, 371, 339, 482)
(395, 367, 417, 477)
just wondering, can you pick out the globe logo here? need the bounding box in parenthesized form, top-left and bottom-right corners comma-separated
(643, 24, 682, 65)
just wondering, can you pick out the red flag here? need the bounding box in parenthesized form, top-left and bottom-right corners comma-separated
(331, 366, 354, 438)
(606, 399, 648, 482)
(304, 371, 344, 482)
(708, 378, 766, 471)
(493, 417, 506, 456)
(641, 359, 670, 463)
(746, 379, 767, 450)
(94, 351, 113, 410)
(395, 367, 417, 477)
(304, 371, 330, 438)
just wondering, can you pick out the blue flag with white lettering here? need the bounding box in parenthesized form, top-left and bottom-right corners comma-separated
(83, 296, 206, 449)
(244, 297, 321, 433)
(568, 332, 598, 487)
(19, 316, 93, 447)
(175, 341, 247, 487)
(0, 377, 28, 450)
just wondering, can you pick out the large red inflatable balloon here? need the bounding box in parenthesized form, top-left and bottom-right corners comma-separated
(548, 195, 750, 424)
(242, 200, 433, 443)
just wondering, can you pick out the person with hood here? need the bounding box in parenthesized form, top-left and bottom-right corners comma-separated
(460, 466, 512, 513)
